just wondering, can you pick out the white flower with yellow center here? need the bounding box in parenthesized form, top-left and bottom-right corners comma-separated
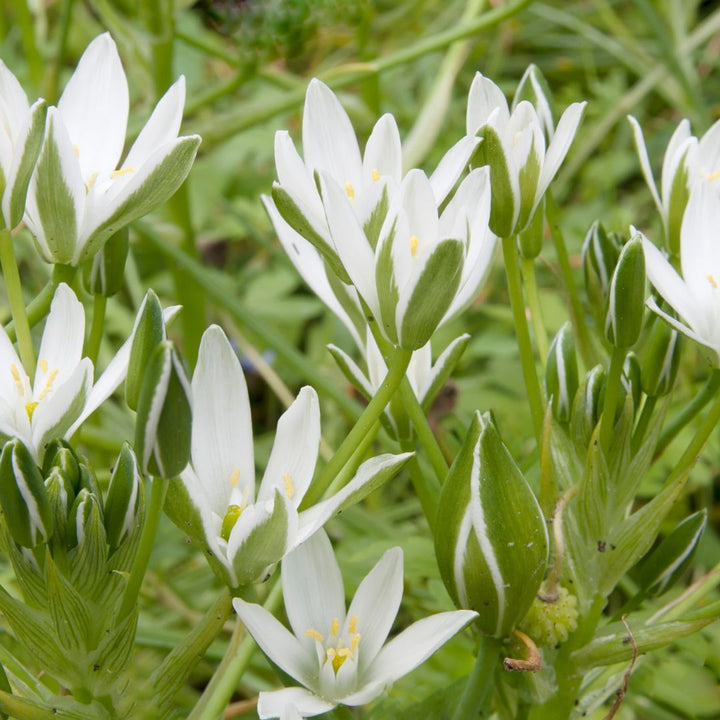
(641, 181, 720, 362)
(23, 32, 200, 266)
(173, 326, 410, 587)
(233, 529, 476, 718)
(0, 283, 144, 460)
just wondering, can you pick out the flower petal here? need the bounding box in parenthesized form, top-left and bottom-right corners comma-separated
(57, 33, 129, 178)
(258, 688, 336, 719)
(466, 73, 509, 134)
(628, 115, 662, 215)
(429, 135, 480, 206)
(363, 114, 401, 184)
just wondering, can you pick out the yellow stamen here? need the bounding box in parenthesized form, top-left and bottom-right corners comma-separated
(331, 618, 340, 637)
(37, 369, 58, 402)
(283, 473, 295, 499)
(344, 182, 355, 199)
(708, 274, 718, 289)
(39, 359, 48, 374)
(351, 633, 361, 653)
(73, 145, 80, 158)
(372, 168, 380, 182)
(10, 364, 23, 393)
(708, 171, 720, 182)
(305, 628, 324, 643)
(348, 616, 358, 634)
(410, 235, 418, 257)
(230, 467, 240, 488)
(85, 172, 99, 193)
(110, 167, 135, 178)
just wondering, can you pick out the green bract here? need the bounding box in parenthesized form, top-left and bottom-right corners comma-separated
(435, 411, 549, 638)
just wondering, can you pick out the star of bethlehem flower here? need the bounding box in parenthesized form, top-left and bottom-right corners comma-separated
(640, 180, 720, 363)
(233, 529, 477, 718)
(0, 59, 46, 229)
(265, 78, 482, 350)
(466, 69, 586, 238)
(170, 325, 411, 587)
(0, 284, 176, 461)
(23, 32, 201, 266)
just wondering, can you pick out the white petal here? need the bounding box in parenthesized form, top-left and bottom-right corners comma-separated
(0, 325, 25, 410)
(258, 688, 336, 719)
(628, 115, 663, 215)
(367, 610, 476, 685)
(429, 135, 480, 205)
(695, 118, 720, 180)
(123, 76, 185, 169)
(646, 296, 715, 354)
(661, 119, 693, 210)
(406, 342, 432, 400)
(232, 597, 314, 687)
(340, 680, 387, 706)
(346, 547, 403, 670)
(257, 386, 320, 506)
(363, 114, 401, 184)
(57, 33, 129, 178)
(466, 73, 509, 134)
(0, 61, 30, 142)
(190, 326, 255, 514)
(282, 529, 346, 650)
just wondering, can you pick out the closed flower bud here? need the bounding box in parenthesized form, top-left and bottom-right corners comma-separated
(639, 316, 682, 397)
(621, 351, 642, 413)
(604, 236, 646, 348)
(125, 290, 166, 412)
(42, 441, 80, 492)
(83, 227, 129, 297)
(570, 365, 605, 453)
(104, 443, 143, 548)
(0, 439, 53, 547)
(435, 411, 549, 637)
(44, 467, 75, 545)
(545, 322, 578, 423)
(134, 341, 192, 478)
(582, 221, 620, 315)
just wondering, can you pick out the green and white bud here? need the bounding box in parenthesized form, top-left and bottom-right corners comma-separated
(582, 221, 620, 303)
(134, 341, 192, 478)
(104, 444, 143, 548)
(44, 468, 75, 545)
(83, 227, 129, 297)
(640, 316, 682, 397)
(41, 441, 80, 492)
(570, 365, 606, 454)
(604, 235, 646, 348)
(0, 439, 53, 547)
(545, 322, 578, 423)
(125, 289, 166, 412)
(435, 411, 549, 638)
(621, 351, 642, 413)
(635, 510, 706, 598)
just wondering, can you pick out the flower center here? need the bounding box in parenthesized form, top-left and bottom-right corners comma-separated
(12, 359, 59, 420)
(305, 615, 362, 675)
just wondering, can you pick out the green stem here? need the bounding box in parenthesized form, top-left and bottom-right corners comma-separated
(502, 235, 545, 447)
(451, 635, 502, 720)
(0, 229, 35, 376)
(323, 420, 381, 498)
(399, 441, 439, 532)
(302, 346, 413, 506)
(631, 394, 657, 454)
(520, 257, 549, 367)
(44, 0, 76, 102)
(600, 346, 626, 452)
(119, 476, 169, 620)
(9, 0, 43, 89)
(189, 581, 284, 720)
(85, 295, 107, 368)
(656, 369, 720, 457)
(546, 194, 595, 369)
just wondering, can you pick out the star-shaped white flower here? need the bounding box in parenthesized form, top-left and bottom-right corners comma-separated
(233, 529, 476, 718)
(23, 33, 200, 266)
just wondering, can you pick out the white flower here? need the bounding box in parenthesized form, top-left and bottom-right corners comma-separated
(0, 60, 46, 229)
(174, 326, 410, 587)
(641, 181, 720, 362)
(466, 71, 586, 237)
(23, 33, 200, 266)
(233, 529, 476, 718)
(0, 283, 150, 460)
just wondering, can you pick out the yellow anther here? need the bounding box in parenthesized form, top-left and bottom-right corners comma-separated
(110, 167, 135, 178)
(283, 473, 295, 499)
(372, 168, 380, 182)
(331, 618, 340, 637)
(348, 616, 358, 634)
(410, 235, 419, 257)
(85, 172, 99, 193)
(37, 369, 58, 402)
(344, 182, 355, 199)
(230, 467, 240, 488)
(708, 274, 718, 289)
(305, 628, 324, 643)
(39, 359, 48, 374)
(351, 634, 361, 653)
(25, 401, 39, 420)
(10, 364, 23, 393)
(708, 171, 720, 182)
(73, 145, 80, 158)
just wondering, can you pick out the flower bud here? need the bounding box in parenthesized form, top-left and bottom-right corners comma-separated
(435, 411, 549, 637)
(125, 289, 166, 412)
(582, 221, 620, 317)
(621, 351, 642, 414)
(604, 236, 646, 348)
(513, 66, 555, 139)
(639, 316, 682, 397)
(41, 441, 80, 492)
(0, 439, 53, 547)
(44, 467, 75, 545)
(104, 444, 143, 548)
(134, 341, 192, 478)
(570, 365, 605, 452)
(83, 227, 129, 297)
(545, 322, 578, 423)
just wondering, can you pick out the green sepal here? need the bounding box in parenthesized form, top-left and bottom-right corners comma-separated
(545, 322, 578, 423)
(421, 333, 471, 413)
(639, 316, 682, 397)
(363, 183, 390, 251)
(435, 411, 549, 637)
(665, 150, 690, 258)
(164, 476, 206, 545)
(230, 488, 289, 587)
(83, 227, 129, 297)
(399, 238, 464, 350)
(104, 444, 142, 549)
(78, 135, 201, 264)
(7, 99, 47, 229)
(635, 509, 706, 597)
(125, 289, 165, 411)
(0, 439, 53, 547)
(134, 341, 192, 479)
(45, 552, 92, 653)
(473, 125, 517, 237)
(518, 198, 544, 260)
(604, 236, 646, 348)
(271, 182, 351, 284)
